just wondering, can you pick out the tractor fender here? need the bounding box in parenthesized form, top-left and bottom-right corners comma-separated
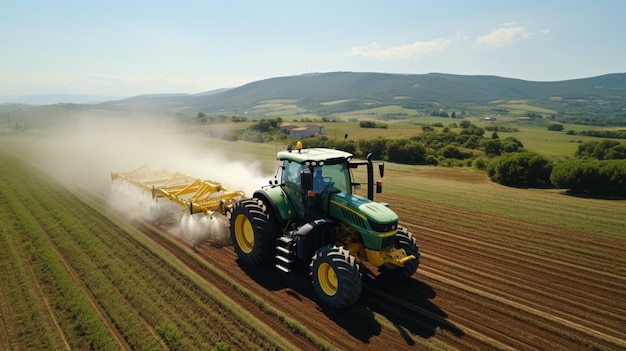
(253, 188, 296, 223)
(295, 218, 336, 261)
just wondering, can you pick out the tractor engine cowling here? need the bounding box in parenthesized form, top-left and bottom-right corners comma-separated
(328, 192, 398, 250)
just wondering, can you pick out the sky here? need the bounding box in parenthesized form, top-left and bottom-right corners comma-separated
(1, 0, 625, 98)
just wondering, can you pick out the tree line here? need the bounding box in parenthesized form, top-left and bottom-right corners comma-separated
(299, 120, 525, 167)
(566, 129, 626, 140)
(483, 139, 626, 198)
(200, 115, 626, 198)
(303, 123, 626, 198)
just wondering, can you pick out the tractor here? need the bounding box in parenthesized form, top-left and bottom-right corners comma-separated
(228, 142, 419, 308)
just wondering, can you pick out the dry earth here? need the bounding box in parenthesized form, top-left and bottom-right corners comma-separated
(124, 187, 626, 350)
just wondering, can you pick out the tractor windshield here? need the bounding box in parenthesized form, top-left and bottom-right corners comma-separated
(313, 163, 351, 194)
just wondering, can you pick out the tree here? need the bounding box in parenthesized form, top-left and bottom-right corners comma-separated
(386, 139, 426, 164)
(442, 145, 469, 160)
(481, 139, 503, 157)
(550, 159, 626, 197)
(357, 137, 387, 160)
(486, 153, 553, 186)
(548, 123, 564, 131)
(575, 140, 626, 160)
(197, 112, 207, 124)
(502, 137, 524, 153)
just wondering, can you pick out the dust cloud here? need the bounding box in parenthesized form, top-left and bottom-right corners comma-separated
(5, 114, 272, 247)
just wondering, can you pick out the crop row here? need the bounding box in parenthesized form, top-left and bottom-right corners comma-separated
(0, 152, 297, 350)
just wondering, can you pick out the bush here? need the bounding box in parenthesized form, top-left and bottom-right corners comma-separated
(472, 157, 488, 170)
(481, 139, 503, 157)
(441, 145, 471, 160)
(212, 341, 230, 351)
(156, 319, 182, 351)
(550, 159, 626, 197)
(486, 153, 553, 186)
(359, 121, 387, 129)
(575, 140, 626, 160)
(386, 139, 426, 164)
(548, 123, 564, 131)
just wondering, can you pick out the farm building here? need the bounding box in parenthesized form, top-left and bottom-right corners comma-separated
(279, 123, 324, 138)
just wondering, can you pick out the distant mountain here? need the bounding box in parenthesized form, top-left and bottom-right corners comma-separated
(0, 87, 233, 106)
(0, 94, 125, 105)
(97, 72, 624, 122)
(192, 88, 232, 96)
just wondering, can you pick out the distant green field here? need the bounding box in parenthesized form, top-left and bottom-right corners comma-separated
(463, 120, 602, 159)
(185, 114, 621, 160)
(496, 102, 558, 115)
(382, 165, 625, 238)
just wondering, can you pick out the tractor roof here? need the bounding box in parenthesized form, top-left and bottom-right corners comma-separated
(277, 147, 353, 165)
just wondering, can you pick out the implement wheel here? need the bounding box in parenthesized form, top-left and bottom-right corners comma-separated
(378, 227, 420, 280)
(228, 198, 276, 266)
(310, 245, 362, 308)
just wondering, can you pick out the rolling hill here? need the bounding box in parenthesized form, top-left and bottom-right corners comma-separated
(102, 72, 626, 121)
(3, 72, 626, 124)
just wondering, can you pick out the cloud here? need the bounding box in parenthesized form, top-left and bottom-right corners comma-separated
(475, 24, 533, 48)
(349, 38, 451, 60)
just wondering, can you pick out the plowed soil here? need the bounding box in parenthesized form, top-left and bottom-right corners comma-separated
(126, 190, 625, 351)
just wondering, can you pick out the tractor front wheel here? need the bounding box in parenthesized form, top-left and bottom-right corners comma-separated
(378, 227, 420, 280)
(228, 198, 276, 266)
(310, 245, 362, 308)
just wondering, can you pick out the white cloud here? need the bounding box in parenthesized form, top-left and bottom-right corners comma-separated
(475, 24, 533, 48)
(349, 39, 451, 60)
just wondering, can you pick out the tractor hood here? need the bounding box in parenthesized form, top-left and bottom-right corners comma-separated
(329, 192, 399, 250)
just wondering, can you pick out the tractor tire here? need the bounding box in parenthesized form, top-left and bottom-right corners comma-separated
(378, 227, 420, 280)
(310, 245, 362, 309)
(228, 198, 276, 266)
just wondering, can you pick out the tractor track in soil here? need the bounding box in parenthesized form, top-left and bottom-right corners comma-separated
(73, 177, 625, 350)
(384, 194, 625, 350)
(131, 222, 318, 351)
(413, 222, 625, 320)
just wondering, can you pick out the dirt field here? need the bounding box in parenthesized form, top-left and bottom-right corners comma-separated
(124, 189, 625, 350)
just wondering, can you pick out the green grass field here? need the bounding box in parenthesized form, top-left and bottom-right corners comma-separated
(381, 165, 625, 238)
(184, 110, 624, 162)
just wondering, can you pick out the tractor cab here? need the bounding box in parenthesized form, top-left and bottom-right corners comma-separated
(277, 144, 353, 221)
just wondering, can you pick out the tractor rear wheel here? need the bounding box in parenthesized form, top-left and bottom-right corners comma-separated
(228, 198, 276, 266)
(310, 245, 362, 308)
(378, 227, 420, 280)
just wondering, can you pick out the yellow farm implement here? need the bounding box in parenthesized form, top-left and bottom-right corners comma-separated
(111, 165, 245, 218)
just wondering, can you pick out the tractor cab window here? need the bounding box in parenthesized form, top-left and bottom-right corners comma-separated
(312, 163, 350, 194)
(283, 161, 305, 186)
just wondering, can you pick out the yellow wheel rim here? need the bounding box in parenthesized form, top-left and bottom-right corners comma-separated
(317, 262, 338, 296)
(234, 214, 254, 253)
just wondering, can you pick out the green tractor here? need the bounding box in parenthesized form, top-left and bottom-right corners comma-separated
(228, 143, 419, 308)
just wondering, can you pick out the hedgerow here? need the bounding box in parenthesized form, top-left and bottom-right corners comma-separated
(550, 159, 626, 198)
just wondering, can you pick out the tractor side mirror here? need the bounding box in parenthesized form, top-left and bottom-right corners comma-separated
(301, 169, 313, 191)
(379, 162, 385, 178)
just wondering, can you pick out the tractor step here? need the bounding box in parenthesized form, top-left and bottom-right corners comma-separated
(275, 236, 295, 273)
